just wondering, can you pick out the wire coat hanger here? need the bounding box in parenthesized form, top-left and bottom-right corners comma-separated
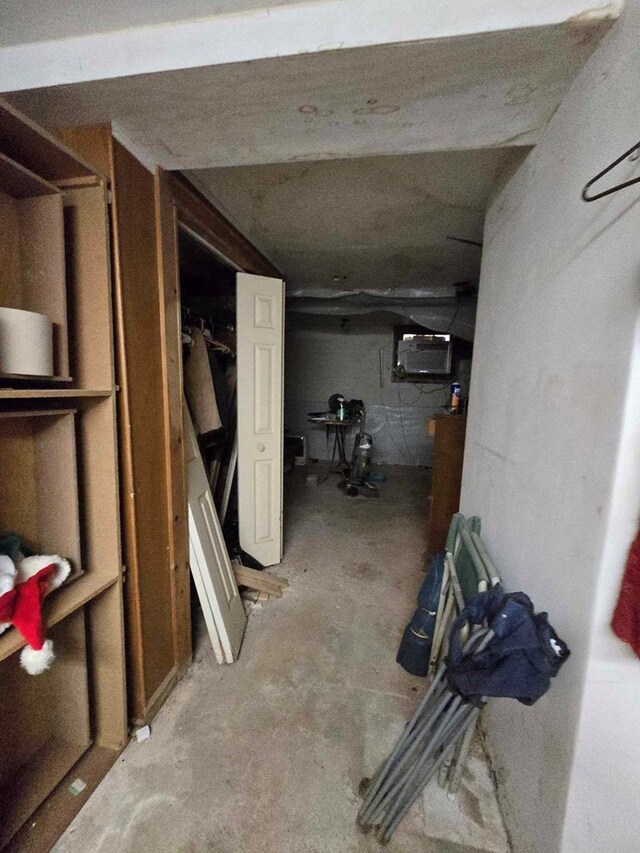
(582, 140, 640, 202)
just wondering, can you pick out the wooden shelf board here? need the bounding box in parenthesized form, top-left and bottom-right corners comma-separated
(0, 151, 60, 199)
(0, 573, 119, 663)
(0, 374, 72, 383)
(0, 736, 90, 849)
(0, 99, 97, 184)
(3, 744, 120, 853)
(0, 388, 112, 400)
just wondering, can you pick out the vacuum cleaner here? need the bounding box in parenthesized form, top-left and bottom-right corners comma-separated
(344, 400, 378, 497)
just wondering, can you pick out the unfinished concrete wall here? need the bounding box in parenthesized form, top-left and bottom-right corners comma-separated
(461, 3, 640, 851)
(285, 317, 470, 467)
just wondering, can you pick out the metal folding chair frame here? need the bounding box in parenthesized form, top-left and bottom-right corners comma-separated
(427, 513, 501, 797)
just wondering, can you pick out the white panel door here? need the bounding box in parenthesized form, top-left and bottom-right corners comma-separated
(184, 403, 246, 663)
(237, 273, 284, 567)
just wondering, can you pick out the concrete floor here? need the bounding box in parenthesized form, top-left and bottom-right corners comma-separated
(54, 466, 508, 853)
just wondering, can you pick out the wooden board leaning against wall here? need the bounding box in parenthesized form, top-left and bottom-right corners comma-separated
(58, 125, 280, 724)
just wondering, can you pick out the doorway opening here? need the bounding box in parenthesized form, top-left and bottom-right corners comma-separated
(162, 154, 504, 852)
(178, 225, 244, 655)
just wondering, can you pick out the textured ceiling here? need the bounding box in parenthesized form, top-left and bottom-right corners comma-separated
(188, 148, 523, 292)
(8, 20, 610, 169)
(4, 5, 612, 299)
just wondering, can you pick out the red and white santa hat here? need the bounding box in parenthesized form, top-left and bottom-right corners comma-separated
(0, 554, 70, 674)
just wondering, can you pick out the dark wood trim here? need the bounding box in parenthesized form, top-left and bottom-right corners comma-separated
(166, 172, 280, 277)
(159, 169, 281, 677)
(156, 168, 192, 678)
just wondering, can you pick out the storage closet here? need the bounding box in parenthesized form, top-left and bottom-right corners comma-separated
(179, 228, 241, 550)
(50, 126, 282, 729)
(0, 100, 126, 851)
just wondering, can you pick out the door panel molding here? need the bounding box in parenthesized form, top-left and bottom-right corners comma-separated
(237, 273, 284, 567)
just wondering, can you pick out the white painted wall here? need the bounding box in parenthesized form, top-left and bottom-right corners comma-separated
(561, 314, 640, 852)
(285, 318, 470, 467)
(460, 2, 640, 851)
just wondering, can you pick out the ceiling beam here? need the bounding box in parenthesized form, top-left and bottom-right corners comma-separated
(0, 0, 620, 93)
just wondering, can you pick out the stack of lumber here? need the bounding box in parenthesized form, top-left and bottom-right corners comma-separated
(233, 564, 289, 602)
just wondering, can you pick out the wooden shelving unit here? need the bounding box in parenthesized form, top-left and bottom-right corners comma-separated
(0, 98, 127, 851)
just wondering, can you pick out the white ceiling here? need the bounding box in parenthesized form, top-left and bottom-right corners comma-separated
(9, 17, 613, 170)
(188, 148, 522, 291)
(3, 2, 616, 300)
(0, 1, 616, 94)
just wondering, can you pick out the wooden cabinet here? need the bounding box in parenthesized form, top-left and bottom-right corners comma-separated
(57, 125, 189, 726)
(0, 99, 126, 851)
(426, 414, 467, 556)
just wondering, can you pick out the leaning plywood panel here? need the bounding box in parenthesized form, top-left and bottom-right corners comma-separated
(184, 404, 246, 663)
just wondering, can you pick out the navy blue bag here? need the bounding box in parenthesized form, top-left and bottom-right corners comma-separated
(446, 586, 570, 706)
(396, 552, 445, 676)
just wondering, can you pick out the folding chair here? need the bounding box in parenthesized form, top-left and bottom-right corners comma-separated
(428, 513, 502, 796)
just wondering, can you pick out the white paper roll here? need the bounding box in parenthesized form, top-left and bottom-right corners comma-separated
(0, 306, 53, 377)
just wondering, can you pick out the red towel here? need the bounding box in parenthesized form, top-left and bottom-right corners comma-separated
(612, 527, 640, 658)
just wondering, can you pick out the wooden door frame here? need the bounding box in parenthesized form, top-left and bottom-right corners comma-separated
(155, 169, 281, 675)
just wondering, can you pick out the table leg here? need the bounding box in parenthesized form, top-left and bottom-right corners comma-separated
(320, 428, 340, 483)
(337, 429, 349, 476)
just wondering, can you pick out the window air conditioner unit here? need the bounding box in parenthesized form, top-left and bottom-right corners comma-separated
(397, 334, 452, 376)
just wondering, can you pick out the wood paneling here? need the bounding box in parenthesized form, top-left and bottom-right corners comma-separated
(0, 612, 91, 848)
(167, 172, 279, 276)
(111, 140, 176, 712)
(63, 184, 113, 388)
(56, 124, 112, 178)
(0, 99, 96, 184)
(0, 178, 68, 379)
(59, 126, 188, 722)
(427, 414, 467, 556)
(0, 152, 60, 198)
(156, 168, 192, 677)
(4, 745, 120, 853)
(53, 130, 283, 722)
(20, 194, 68, 378)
